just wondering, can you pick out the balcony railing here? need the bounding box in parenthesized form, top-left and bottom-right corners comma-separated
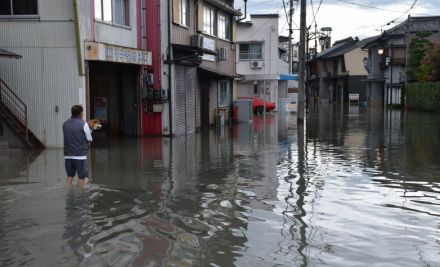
(239, 53, 263, 60)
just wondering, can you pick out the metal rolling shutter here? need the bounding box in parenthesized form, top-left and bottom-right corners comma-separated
(185, 67, 196, 134)
(175, 66, 186, 135)
(174, 66, 196, 135)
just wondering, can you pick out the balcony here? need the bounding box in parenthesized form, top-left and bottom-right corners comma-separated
(239, 53, 263, 61)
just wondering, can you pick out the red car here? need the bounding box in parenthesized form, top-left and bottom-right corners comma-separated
(237, 96, 276, 113)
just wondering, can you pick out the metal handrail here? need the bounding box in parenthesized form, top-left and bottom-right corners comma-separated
(0, 79, 28, 141)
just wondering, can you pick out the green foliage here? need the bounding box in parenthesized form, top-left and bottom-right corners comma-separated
(417, 44, 440, 81)
(407, 32, 434, 82)
(406, 82, 440, 112)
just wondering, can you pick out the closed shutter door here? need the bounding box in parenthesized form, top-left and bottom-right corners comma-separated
(185, 67, 196, 134)
(175, 66, 186, 135)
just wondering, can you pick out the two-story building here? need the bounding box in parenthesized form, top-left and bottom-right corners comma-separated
(0, 0, 162, 148)
(362, 16, 440, 107)
(235, 14, 282, 110)
(317, 36, 375, 105)
(164, 0, 240, 134)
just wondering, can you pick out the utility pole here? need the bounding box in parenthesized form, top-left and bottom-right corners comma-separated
(288, 0, 294, 74)
(298, 0, 306, 122)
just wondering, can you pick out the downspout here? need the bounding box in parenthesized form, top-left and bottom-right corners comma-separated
(237, 0, 247, 22)
(73, 0, 84, 76)
(167, 0, 173, 135)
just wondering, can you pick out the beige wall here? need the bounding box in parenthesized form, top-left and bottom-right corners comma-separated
(344, 48, 368, 76)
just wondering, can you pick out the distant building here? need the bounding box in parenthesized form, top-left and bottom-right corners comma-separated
(236, 14, 297, 110)
(362, 16, 440, 106)
(316, 36, 375, 105)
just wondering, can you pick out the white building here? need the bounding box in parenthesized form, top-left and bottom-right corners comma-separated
(236, 14, 286, 109)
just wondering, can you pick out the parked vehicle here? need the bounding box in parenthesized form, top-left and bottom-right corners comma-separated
(237, 96, 276, 113)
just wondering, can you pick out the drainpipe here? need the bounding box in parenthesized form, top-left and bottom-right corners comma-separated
(73, 0, 84, 76)
(237, 0, 247, 22)
(167, 0, 173, 135)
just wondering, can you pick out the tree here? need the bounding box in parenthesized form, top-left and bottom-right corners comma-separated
(407, 32, 433, 82)
(417, 43, 440, 81)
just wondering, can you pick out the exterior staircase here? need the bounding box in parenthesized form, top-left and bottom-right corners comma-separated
(0, 79, 45, 150)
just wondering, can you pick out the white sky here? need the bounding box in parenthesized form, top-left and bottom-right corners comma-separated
(235, 0, 440, 46)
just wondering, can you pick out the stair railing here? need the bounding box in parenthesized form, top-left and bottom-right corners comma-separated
(0, 79, 28, 142)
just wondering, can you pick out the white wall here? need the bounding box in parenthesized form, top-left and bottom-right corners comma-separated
(236, 16, 279, 78)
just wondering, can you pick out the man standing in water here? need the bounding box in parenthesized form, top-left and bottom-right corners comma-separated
(63, 105, 92, 186)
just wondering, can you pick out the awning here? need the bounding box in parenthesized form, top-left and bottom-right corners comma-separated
(0, 48, 22, 59)
(279, 74, 298, 81)
(172, 44, 217, 55)
(198, 66, 240, 79)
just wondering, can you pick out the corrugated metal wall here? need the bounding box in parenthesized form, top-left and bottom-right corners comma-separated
(0, 8, 80, 147)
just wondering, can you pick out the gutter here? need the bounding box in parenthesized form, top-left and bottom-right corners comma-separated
(73, 0, 84, 76)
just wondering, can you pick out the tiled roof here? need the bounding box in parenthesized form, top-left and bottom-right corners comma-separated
(318, 36, 379, 59)
(383, 16, 440, 36)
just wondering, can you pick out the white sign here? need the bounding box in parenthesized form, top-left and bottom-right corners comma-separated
(85, 41, 152, 65)
(349, 94, 359, 101)
(202, 36, 216, 62)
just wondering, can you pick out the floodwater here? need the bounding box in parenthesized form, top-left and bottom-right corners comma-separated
(1, 106, 440, 267)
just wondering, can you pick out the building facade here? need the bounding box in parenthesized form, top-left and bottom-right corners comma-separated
(362, 16, 440, 107)
(235, 14, 282, 109)
(0, 0, 163, 147)
(163, 0, 240, 134)
(317, 37, 373, 105)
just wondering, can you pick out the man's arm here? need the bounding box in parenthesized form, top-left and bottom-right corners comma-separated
(83, 123, 93, 142)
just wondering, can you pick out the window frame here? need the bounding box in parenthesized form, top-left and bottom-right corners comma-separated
(0, 0, 39, 18)
(218, 80, 231, 108)
(217, 12, 230, 40)
(94, 0, 130, 27)
(203, 4, 215, 36)
(239, 43, 263, 61)
(179, 0, 189, 27)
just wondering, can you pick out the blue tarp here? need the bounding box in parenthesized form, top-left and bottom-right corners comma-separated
(279, 74, 298, 81)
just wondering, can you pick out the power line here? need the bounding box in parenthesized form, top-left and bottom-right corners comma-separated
(309, 0, 323, 28)
(328, 0, 408, 14)
(374, 0, 418, 32)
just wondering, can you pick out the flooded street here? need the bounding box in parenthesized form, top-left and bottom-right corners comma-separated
(1, 106, 440, 266)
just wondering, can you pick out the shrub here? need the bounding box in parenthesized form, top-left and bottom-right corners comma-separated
(406, 82, 440, 112)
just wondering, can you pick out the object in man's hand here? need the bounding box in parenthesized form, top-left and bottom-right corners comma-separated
(88, 119, 102, 130)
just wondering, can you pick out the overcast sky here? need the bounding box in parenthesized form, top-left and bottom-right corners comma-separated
(235, 0, 440, 46)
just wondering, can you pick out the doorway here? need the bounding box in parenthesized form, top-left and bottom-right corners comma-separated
(88, 61, 140, 138)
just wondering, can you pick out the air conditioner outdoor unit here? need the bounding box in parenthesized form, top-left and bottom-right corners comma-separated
(218, 47, 228, 60)
(191, 34, 204, 48)
(250, 60, 263, 69)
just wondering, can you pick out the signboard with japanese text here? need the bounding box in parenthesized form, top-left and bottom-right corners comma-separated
(85, 41, 152, 65)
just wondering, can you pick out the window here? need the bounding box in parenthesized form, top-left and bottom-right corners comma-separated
(239, 43, 263, 60)
(95, 0, 129, 26)
(203, 5, 215, 35)
(0, 0, 38, 16)
(179, 0, 189, 26)
(218, 80, 230, 107)
(218, 12, 230, 40)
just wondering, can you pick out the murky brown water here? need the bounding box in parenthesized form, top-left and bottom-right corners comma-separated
(1, 106, 440, 266)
